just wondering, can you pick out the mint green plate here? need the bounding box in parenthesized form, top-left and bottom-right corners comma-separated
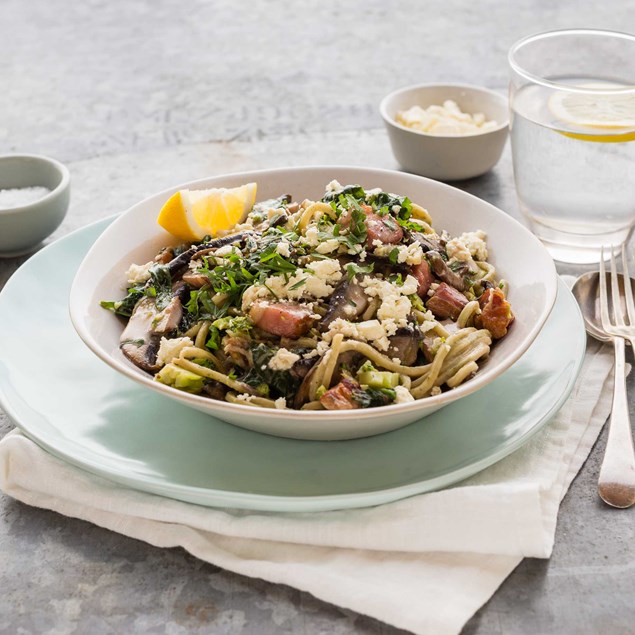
(0, 219, 586, 512)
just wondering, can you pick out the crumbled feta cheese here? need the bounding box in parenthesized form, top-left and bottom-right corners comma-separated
(378, 296, 411, 323)
(316, 340, 329, 355)
(323, 318, 360, 341)
(396, 101, 498, 136)
(322, 318, 391, 352)
(303, 348, 320, 359)
(310, 258, 341, 280)
(274, 397, 287, 409)
(371, 244, 392, 258)
(391, 205, 401, 214)
(267, 207, 286, 220)
(315, 238, 340, 254)
(244, 259, 342, 305)
(381, 319, 399, 337)
(396, 243, 424, 265)
(304, 225, 320, 247)
(400, 274, 420, 296)
(394, 385, 415, 404)
(417, 310, 438, 334)
(446, 231, 488, 262)
(268, 348, 300, 371)
(275, 240, 291, 258)
(346, 243, 365, 256)
(326, 179, 343, 192)
(356, 320, 385, 341)
(241, 284, 269, 311)
(236, 393, 256, 403)
(361, 276, 414, 326)
(156, 336, 194, 367)
(445, 238, 471, 262)
(303, 276, 336, 299)
(461, 230, 488, 261)
(125, 261, 153, 285)
(372, 239, 383, 248)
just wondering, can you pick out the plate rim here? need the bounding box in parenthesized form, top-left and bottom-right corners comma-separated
(0, 218, 585, 511)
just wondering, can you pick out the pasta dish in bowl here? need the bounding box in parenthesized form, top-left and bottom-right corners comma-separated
(70, 166, 557, 440)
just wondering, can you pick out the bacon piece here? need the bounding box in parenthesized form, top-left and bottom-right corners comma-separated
(364, 212, 403, 246)
(426, 282, 468, 320)
(339, 204, 403, 246)
(475, 288, 514, 339)
(319, 378, 361, 410)
(411, 260, 434, 297)
(249, 301, 315, 339)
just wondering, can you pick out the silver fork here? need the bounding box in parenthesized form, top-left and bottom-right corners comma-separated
(597, 245, 635, 508)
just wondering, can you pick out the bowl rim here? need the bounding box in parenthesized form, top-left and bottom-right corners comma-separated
(69, 164, 558, 421)
(0, 153, 70, 217)
(379, 82, 510, 138)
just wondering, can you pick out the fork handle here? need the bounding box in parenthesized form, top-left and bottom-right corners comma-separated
(598, 336, 635, 508)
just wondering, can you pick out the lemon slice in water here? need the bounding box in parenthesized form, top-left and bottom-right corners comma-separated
(157, 183, 257, 241)
(548, 82, 635, 142)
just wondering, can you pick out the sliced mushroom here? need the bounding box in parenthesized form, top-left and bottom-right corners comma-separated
(202, 380, 229, 401)
(182, 271, 209, 288)
(387, 327, 422, 366)
(420, 334, 439, 363)
(119, 297, 162, 373)
(331, 350, 364, 384)
(290, 356, 318, 382)
(320, 277, 369, 331)
(167, 232, 251, 275)
(152, 296, 183, 333)
(293, 362, 319, 409)
(154, 247, 175, 264)
(412, 232, 445, 253)
(426, 251, 467, 291)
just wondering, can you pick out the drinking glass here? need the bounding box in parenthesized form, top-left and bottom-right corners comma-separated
(508, 29, 635, 264)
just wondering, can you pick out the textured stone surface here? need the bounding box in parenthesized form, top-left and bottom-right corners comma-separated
(2, 1, 635, 634)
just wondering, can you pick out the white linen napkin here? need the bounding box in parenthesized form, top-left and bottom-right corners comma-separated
(0, 340, 614, 635)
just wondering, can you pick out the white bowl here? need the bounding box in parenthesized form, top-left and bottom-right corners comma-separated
(70, 166, 557, 440)
(380, 83, 509, 181)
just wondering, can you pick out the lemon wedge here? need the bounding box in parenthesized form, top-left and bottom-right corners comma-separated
(157, 183, 257, 241)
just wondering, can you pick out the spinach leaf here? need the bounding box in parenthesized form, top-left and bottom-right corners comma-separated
(241, 343, 302, 399)
(345, 262, 374, 281)
(370, 192, 412, 220)
(322, 184, 366, 203)
(351, 385, 397, 408)
(147, 265, 173, 310)
(100, 287, 144, 317)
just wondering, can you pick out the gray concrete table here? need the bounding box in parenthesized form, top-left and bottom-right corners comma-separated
(2, 2, 635, 633)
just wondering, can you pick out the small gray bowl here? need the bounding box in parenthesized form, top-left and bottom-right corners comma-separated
(0, 154, 70, 256)
(380, 83, 509, 181)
